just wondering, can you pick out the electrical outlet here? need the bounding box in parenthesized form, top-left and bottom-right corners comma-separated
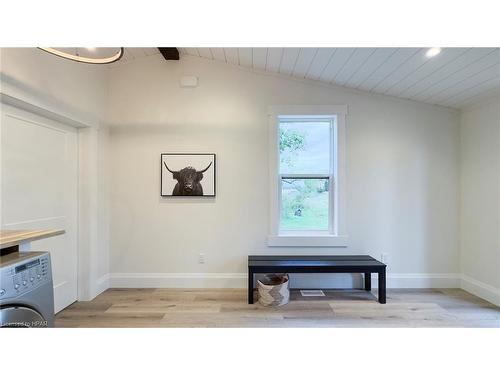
(381, 253, 389, 264)
(198, 253, 205, 264)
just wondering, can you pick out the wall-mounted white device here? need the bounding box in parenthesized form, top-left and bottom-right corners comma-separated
(180, 76, 199, 88)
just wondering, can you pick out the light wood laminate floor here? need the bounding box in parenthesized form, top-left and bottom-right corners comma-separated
(55, 288, 500, 328)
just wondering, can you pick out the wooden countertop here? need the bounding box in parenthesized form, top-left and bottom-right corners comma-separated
(0, 229, 65, 249)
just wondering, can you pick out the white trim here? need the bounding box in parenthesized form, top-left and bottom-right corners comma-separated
(268, 105, 348, 116)
(109, 273, 248, 288)
(0, 93, 91, 129)
(77, 126, 101, 301)
(461, 274, 500, 307)
(106, 272, 461, 289)
(268, 105, 348, 247)
(267, 235, 348, 247)
(5, 112, 67, 134)
(93, 274, 110, 298)
(335, 112, 347, 236)
(78, 277, 109, 301)
(372, 273, 461, 289)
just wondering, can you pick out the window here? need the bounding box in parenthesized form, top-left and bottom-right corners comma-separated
(268, 106, 347, 247)
(279, 120, 332, 232)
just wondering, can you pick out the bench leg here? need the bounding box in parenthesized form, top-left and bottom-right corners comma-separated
(378, 270, 386, 304)
(248, 269, 254, 304)
(364, 272, 371, 291)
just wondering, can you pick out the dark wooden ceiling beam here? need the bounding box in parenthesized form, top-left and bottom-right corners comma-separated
(158, 48, 179, 60)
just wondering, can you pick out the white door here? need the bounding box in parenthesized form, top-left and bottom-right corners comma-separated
(1, 104, 78, 313)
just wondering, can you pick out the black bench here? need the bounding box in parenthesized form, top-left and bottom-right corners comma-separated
(248, 255, 387, 304)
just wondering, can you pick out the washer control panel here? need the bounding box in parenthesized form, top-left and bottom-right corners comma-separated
(0, 252, 51, 300)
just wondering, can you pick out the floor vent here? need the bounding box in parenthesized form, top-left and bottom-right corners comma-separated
(300, 290, 325, 297)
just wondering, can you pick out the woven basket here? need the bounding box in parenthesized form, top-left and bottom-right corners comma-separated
(257, 274, 290, 306)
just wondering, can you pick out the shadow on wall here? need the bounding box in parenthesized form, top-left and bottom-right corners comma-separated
(0, 72, 97, 124)
(347, 116, 458, 277)
(107, 121, 262, 134)
(159, 196, 216, 204)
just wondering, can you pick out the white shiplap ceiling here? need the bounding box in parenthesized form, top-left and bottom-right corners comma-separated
(122, 48, 500, 109)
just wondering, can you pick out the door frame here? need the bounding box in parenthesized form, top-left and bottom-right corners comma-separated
(1, 93, 107, 301)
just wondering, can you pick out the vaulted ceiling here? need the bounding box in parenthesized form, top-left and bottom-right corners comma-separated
(120, 48, 500, 109)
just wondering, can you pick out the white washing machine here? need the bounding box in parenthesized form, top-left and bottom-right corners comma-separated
(0, 251, 54, 327)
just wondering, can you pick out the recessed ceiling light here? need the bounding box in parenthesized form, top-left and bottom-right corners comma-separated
(426, 47, 442, 58)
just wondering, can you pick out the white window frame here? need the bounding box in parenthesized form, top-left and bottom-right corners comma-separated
(267, 105, 348, 247)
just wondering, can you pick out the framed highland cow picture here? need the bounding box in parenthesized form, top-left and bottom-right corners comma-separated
(161, 153, 216, 197)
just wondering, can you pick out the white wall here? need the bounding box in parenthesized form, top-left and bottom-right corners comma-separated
(460, 98, 500, 305)
(0, 48, 106, 125)
(0, 48, 109, 299)
(105, 55, 460, 288)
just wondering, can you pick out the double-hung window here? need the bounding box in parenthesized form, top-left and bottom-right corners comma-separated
(268, 105, 348, 247)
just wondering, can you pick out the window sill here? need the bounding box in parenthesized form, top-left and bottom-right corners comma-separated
(267, 235, 348, 247)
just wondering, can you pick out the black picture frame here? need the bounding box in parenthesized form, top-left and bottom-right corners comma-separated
(161, 153, 216, 197)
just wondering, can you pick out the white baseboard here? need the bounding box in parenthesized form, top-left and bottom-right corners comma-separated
(109, 273, 247, 288)
(76, 274, 111, 301)
(373, 273, 461, 289)
(461, 274, 500, 307)
(94, 274, 110, 296)
(107, 272, 461, 289)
